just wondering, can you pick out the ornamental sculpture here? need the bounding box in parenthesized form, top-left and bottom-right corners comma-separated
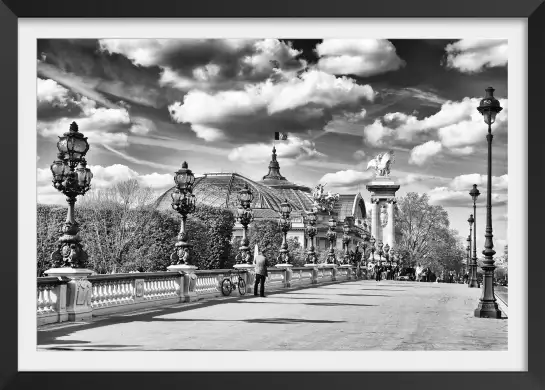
(311, 183, 340, 214)
(50, 122, 93, 268)
(366, 150, 395, 177)
(380, 204, 389, 228)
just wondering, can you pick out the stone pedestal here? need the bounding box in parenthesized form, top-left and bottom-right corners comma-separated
(339, 264, 352, 280)
(168, 264, 198, 302)
(275, 263, 293, 287)
(366, 177, 400, 248)
(304, 264, 319, 284)
(43, 268, 94, 322)
(234, 263, 255, 294)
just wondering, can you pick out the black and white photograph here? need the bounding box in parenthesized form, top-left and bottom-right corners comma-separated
(35, 37, 510, 354)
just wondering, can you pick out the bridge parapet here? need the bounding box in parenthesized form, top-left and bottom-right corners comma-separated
(37, 266, 361, 327)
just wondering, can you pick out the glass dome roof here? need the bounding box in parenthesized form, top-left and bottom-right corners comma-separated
(155, 172, 314, 213)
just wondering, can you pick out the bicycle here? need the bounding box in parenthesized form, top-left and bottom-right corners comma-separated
(221, 269, 247, 296)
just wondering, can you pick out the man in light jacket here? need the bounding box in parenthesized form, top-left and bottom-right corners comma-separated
(254, 250, 269, 297)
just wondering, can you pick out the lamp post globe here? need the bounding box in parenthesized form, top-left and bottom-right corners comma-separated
(304, 208, 319, 264)
(475, 87, 503, 318)
(326, 217, 338, 264)
(468, 184, 480, 288)
(235, 184, 254, 265)
(342, 219, 351, 265)
(170, 161, 197, 266)
(49, 122, 93, 269)
(277, 199, 292, 264)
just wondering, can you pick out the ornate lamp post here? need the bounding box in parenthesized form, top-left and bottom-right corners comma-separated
(467, 213, 476, 285)
(342, 219, 351, 265)
(369, 236, 376, 263)
(468, 185, 481, 287)
(304, 208, 318, 264)
(361, 234, 369, 268)
(466, 235, 472, 278)
(49, 122, 93, 269)
(475, 86, 503, 318)
(326, 217, 338, 264)
(236, 184, 254, 265)
(377, 240, 384, 264)
(277, 199, 292, 264)
(170, 161, 197, 266)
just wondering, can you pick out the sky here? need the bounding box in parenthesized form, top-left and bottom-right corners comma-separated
(36, 38, 509, 255)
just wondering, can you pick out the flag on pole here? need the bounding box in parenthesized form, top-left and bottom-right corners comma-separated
(274, 132, 288, 141)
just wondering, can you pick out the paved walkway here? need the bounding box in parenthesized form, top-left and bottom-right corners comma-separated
(38, 280, 508, 351)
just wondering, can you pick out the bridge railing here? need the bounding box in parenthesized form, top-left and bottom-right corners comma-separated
(37, 265, 360, 326)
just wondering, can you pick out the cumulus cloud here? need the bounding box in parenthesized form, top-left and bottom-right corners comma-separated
(408, 140, 442, 166)
(318, 169, 374, 188)
(37, 97, 131, 147)
(444, 39, 508, 73)
(363, 97, 508, 150)
(37, 78, 70, 106)
(99, 38, 306, 91)
(398, 173, 450, 186)
(37, 164, 174, 204)
(228, 136, 325, 165)
(324, 109, 367, 136)
(316, 39, 405, 77)
(353, 149, 366, 160)
(448, 173, 508, 191)
(169, 69, 375, 141)
(428, 186, 507, 207)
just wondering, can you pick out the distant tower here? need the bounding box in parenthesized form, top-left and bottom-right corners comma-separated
(262, 146, 287, 182)
(366, 152, 400, 256)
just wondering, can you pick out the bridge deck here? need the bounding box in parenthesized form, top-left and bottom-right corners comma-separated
(38, 280, 507, 351)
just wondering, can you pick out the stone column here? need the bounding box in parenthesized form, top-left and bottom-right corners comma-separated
(168, 264, 198, 302)
(370, 198, 379, 242)
(387, 198, 396, 247)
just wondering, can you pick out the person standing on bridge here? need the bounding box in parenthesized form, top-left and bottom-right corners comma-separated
(254, 248, 269, 297)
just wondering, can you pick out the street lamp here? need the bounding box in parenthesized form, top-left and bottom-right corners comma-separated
(326, 217, 338, 264)
(236, 184, 254, 265)
(468, 184, 481, 287)
(170, 161, 197, 266)
(304, 208, 318, 264)
(277, 199, 292, 264)
(377, 240, 384, 264)
(370, 236, 376, 263)
(467, 213, 477, 287)
(50, 122, 93, 269)
(361, 233, 369, 268)
(466, 235, 472, 278)
(342, 219, 351, 265)
(475, 86, 503, 318)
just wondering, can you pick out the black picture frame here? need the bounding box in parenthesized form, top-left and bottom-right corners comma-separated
(2, 0, 542, 389)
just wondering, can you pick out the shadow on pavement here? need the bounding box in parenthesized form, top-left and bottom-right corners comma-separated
(38, 282, 356, 346)
(233, 301, 377, 307)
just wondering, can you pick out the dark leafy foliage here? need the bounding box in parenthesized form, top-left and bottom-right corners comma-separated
(37, 203, 236, 275)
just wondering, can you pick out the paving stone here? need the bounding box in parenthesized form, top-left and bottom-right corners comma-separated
(37, 280, 507, 351)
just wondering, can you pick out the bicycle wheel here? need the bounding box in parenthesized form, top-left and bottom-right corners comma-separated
(221, 278, 232, 296)
(238, 278, 247, 296)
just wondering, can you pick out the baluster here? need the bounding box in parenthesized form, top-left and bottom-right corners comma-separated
(37, 286, 45, 314)
(44, 285, 53, 312)
(143, 280, 149, 299)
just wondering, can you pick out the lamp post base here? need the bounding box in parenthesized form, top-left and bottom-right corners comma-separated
(474, 301, 502, 319)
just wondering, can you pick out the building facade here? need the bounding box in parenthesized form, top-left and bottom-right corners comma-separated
(155, 147, 370, 250)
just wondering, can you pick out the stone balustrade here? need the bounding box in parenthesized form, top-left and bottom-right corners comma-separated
(37, 265, 360, 326)
(37, 276, 69, 326)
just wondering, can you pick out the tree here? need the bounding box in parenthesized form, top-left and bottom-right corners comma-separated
(395, 192, 464, 274)
(248, 220, 284, 266)
(78, 179, 157, 274)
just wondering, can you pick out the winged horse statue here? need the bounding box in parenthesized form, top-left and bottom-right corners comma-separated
(367, 150, 395, 177)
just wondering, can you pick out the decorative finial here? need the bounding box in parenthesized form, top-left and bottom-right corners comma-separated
(182, 161, 188, 168)
(69, 121, 79, 132)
